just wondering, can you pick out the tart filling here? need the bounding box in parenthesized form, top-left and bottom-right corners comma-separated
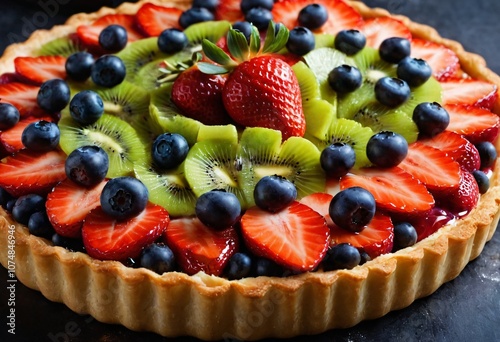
(0, 0, 499, 340)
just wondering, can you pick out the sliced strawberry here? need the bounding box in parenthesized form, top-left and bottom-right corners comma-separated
(420, 130, 481, 172)
(299, 192, 334, 226)
(0, 116, 53, 154)
(0, 82, 45, 117)
(272, 0, 363, 35)
(0, 150, 66, 197)
(14, 56, 67, 85)
(361, 16, 412, 49)
(164, 217, 239, 276)
(398, 142, 462, 194)
(240, 202, 330, 272)
(82, 203, 170, 261)
(330, 213, 394, 259)
(76, 14, 143, 49)
(215, 0, 245, 22)
(136, 3, 182, 37)
(435, 170, 479, 217)
(0, 73, 23, 85)
(340, 167, 434, 215)
(441, 78, 498, 110)
(406, 207, 455, 242)
(444, 104, 500, 144)
(410, 38, 459, 81)
(46, 179, 107, 238)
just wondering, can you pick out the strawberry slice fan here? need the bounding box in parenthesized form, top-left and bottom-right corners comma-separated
(0, 0, 499, 341)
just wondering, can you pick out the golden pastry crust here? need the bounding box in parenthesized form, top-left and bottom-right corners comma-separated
(0, 1, 499, 340)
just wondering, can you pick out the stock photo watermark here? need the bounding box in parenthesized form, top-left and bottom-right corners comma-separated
(6, 224, 16, 335)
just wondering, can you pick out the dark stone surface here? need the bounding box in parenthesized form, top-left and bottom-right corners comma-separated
(0, 1, 499, 341)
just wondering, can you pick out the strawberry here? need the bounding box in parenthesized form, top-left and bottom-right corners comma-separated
(0, 82, 46, 117)
(14, 56, 67, 85)
(410, 38, 460, 81)
(409, 207, 455, 242)
(240, 202, 330, 272)
(361, 16, 412, 49)
(135, 3, 182, 37)
(171, 66, 232, 125)
(299, 192, 334, 226)
(164, 217, 239, 276)
(76, 14, 143, 50)
(433, 170, 479, 216)
(441, 78, 498, 110)
(340, 167, 434, 215)
(330, 213, 394, 259)
(200, 24, 305, 140)
(82, 203, 170, 261)
(0, 150, 66, 197)
(444, 104, 500, 144)
(398, 142, 461, 193)
(420, 130, 481, 172)
(0, 115, 53, 154)
(0, 73, 23, 85)
(215, 0, 244, 22)
(272, 0, 363, 35)
(46, 179, 107, 238)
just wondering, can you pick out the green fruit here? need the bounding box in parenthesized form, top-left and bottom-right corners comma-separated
(58, 114, 147, 178)
(184, 20, 231, 44)
(196, 124, 238, 144)
(35, 36, 82, 57)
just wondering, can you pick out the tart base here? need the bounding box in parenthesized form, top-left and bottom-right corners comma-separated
(0, 0, 500, 340)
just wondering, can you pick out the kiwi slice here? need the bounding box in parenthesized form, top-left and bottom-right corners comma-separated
(196, 124, 238, 144)
(292, 61, 336, 139)
(184, 20, 231, 44)
(35, 36, 83, 57)
(135, 163, 197, 217)
(308, 118, 374, 168)
(237, 127, 325, 206)
(149, 85, 203, 145)
(184, 138, 247, 208)
(314, 34, 335, 49)
(58, 114, 147, 178)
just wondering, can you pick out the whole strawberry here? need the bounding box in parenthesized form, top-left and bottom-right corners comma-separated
(199, 23, 305, 140)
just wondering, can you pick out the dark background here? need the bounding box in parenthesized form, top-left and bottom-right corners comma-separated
(0, 1, 499, 341)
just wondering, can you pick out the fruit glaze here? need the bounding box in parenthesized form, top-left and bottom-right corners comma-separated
(0, 0, 499, 340)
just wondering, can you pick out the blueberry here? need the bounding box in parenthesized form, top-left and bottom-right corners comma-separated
(0, 103, 20, 130)
(244, 7, 273, 30)
(334, 29, 366, 56)
(359, 249, 371, 265)
(100, 177, 149, 220)
(397, 57, 432, 87)
(472, 170, 490, 194)
(195, 190, 241, 230)
(298, 4, 328, 30)
(5, 199, 16, 213)
(91, 55, 126, 88)
(393, 222, 418, 251)
(366, 131, 408, 167)
(28, 211, 54, 239)
(475, 141, 497, 169)
(193, 0, 219, 11)
(413, 102, 449, 138)
(51, 233, 85, 253)
(328, 64, 362, 94)
(139, 243, 176, 274)
(225, 252, 252, 280)
(379, 37, 411, 63)
(254, 175, 297, 212)
(69, 90, 104, 125)
(240, 0, 274, 13)
(37, 79, 70, 113)
(65, 52, 94, 82)
(151, 133, 189, 170)
(21, 120, 60, 152)
(179, 7, 215, 29)
(320, 143, 356, 178)
(322, 243, 361, 271)
(232, 21, 253, 41)
(157, 28, 189, 54)
(374, 77, 410, 108)
(12, 194, 46, 225)
(65, 145, 109, 187)
(0, 187, 13, 209)
(329, 187, 376, 232)
(286, 27, 315, 56)
(99, 24, 128, 52)
(253, 257, 283, 277)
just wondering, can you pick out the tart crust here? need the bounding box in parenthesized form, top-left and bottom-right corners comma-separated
(1, 1, 499, 340)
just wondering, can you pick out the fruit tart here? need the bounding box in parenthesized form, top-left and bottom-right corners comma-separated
(0, 0, 499, 340)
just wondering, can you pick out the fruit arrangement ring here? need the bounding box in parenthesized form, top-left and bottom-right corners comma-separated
(0, 0, 499, 340)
